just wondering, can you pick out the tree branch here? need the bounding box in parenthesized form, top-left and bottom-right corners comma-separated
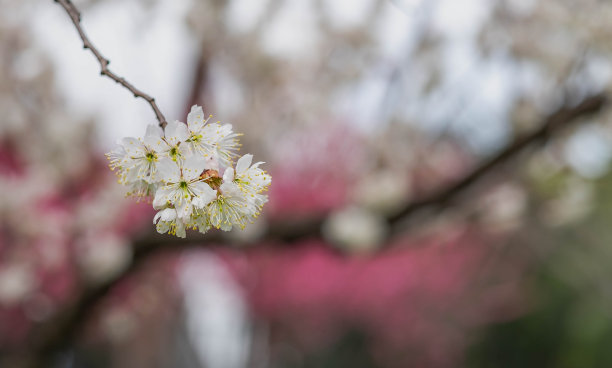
(386, 93, 608, 231)
(11, 93, 606, 368)
(22, 3, 607, 365)
(54, 0, 168, 128)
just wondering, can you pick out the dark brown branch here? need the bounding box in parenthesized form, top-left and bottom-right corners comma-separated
(13, 93, 607, 368)
(387, 93, 608, 230)
(54, 0, 168, 128)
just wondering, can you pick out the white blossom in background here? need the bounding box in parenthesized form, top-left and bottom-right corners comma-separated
(76, 232, 131, 284)
(323, 205, 388, 254)
(0, 264, 36, 306)
(180, 253, 251, 368)
(107, 106, 271, 238)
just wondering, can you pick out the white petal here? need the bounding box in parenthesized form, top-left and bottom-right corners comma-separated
(154, 208, 176, 223)
(178, 143, 192, 158)
(120, 137, 144, 156)
(143, 134, 168, 153)
(145, 124, 164, 138)
(156, 221, 170, 234)
(175, 199, 193, 220)
(201, 123, 222, 143)
(160, 208, 177, 222)
(152, 186, 174, 209)
(196, 221, 210, 234)
(164, 120, 180, 138)
(235, 154, 253, 175)
(175, 221, 187, 238)
(223, 167, 235, 182)
(219, 123, 234, 136)
(156, 158, 181, 183)
(182, 155, 207, 181)
(166, 120, 189, 144)
(120, 137, 140, 147)
(219, 222, 233, 231)
(124, 165, 141, 182)
(220, 181, 241, 196)
(174, 123, 190, 142)
(205, 153, 220, 171)
(187, 105, 205, 128)
(191, 183, 217, 208)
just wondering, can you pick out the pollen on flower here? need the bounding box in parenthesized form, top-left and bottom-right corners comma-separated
(106, 105, 271, 238)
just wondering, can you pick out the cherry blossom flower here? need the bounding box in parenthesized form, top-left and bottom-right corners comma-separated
(152, 156, 217, 220)
(207, 181, 253, 231)
(147, 120, 190, 162)
(185, 105, 241, 168)
(107, 107, 271, 237)
(106, 125, 166, 198)
(228, 154, 271, 208)
(153, 208, 188, 238)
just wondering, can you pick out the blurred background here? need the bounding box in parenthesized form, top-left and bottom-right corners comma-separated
(2, 0, 612, 367)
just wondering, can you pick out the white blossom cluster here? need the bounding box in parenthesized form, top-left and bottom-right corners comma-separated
(106, 105, 271, 237)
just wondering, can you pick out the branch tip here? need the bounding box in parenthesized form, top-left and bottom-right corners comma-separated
(54, 0, 167, 128)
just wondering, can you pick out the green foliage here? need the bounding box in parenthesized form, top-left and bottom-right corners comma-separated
(467, 168, 612, 368)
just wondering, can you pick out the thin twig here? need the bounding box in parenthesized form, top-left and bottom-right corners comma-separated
(54, 0, 168, 128)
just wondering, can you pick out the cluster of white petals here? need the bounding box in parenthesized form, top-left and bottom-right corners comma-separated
(106, 105, 271, 237)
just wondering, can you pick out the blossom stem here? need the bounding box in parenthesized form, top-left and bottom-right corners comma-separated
(53, 0, 168, 128)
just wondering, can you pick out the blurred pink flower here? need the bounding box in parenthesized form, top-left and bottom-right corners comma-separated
(218, 228, 526, 367)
